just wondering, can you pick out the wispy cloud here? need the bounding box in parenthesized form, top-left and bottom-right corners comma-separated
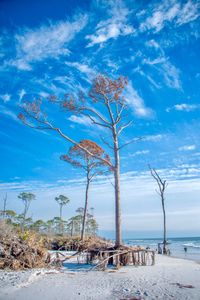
(125, 82, 153, 118)
(140, 0, 199, 33)
(179, 144, 196, 151)
(167, 103, 200, 112)
(143, 56, 181, 89)
(143, 134, 164, 142)
(65, 62, 96, 81)
(0, 105, 19, 122)
(0, 94, 11, 103)
(7, 14, 88, 70)
(68, 115, 93, 126)
(130, 150, 150, 157)
(18, 89, 26, 102)
(176, 0, 200, 26)
(1, 165, 200, 231)
(86, 1, 134, 47)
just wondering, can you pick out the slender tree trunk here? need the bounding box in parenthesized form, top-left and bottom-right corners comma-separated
(162, 197, 167, 254)
(71, 220, 74, 237)
(113, 129, 122, 248)
(60, 205, 63, 235)
(3, 193, 7, 219)
(60, 205, 62, 219)
(81, 178, 90, 241)
(21, 201, 28, 231)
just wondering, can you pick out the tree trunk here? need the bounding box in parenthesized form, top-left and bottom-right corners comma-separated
(3, 193, 7, 219)
(60, 205, 63, 235)
(162, 197, 167, 254)
(113, 130, 122, 247)
(81, 179, 90, 241)
(21, 202, 28, 231)
(60, 205, 62, 220)
(71, 220, 74, 237)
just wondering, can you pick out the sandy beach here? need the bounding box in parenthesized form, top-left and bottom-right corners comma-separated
(1, 254, 200, 300)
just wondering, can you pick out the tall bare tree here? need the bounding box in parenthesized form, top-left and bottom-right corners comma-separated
(18, 192, 35, 230)
(55, 195, 70, 235)
(19, 75, 138, 247)
(2, 193, 7, 219)
(149, 165, 168, 254)
(61, 139, 109, 240)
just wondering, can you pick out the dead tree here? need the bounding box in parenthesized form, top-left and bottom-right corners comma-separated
(18, 75, 140, 247)
(149, 165, 168, 254)
(2, 193, 7, 219)
(61, 139, 109, 241)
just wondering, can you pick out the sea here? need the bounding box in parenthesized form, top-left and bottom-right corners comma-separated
(124, 237, 200, 262)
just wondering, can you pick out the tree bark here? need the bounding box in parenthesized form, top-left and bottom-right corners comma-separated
(60, 205, 63, 235)
(81, 178, 90, 241)
(71, 220, 74, 237)
(162, 197, 167, 254)
(3, 193, 7, 219)
(113, 128, 122, 247)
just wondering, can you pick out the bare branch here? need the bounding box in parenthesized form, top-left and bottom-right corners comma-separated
(21, 114, 113, 168)
(118, 120, 133, 135)
(83, 106, 110, 125)
(118, 137, 143, 150)
(115, 104, 125, 124)
(100, 135, 114, 150)
(82, 113, 112, 129)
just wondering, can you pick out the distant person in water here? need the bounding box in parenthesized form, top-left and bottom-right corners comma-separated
(184, 247, 187, 253)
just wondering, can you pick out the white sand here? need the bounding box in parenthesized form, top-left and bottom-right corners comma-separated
(1, 255, 200, 300)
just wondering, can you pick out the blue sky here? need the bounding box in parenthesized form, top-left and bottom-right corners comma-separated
(0, 0, 200, 238)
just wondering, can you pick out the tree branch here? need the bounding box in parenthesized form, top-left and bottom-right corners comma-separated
(21, 114, 113, 168)
(100, 135, 114, 150)
(118, 137, 143, 150)
(117, 120, 133, 135)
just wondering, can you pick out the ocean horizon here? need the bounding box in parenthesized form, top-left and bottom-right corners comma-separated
(99, 233, 200, 262)
(123, 236, 200, 262)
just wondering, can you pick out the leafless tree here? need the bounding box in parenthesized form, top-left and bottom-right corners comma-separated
(2, 193, 7, 219)
(149, 165, 168, 254)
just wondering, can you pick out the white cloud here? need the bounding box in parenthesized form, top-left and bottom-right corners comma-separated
(65, 62, 96, 81)
(143, 56, 181, 90)
(18, 89, 26, 102)
(8, 15, 88, 70)
(140, 0, 199, 33)
(68, 115, 93, 126)
(86, 2, 134, 47)
(130, 150, 150, 157)
(0, 105, 19, 122)
(176, 0, 200, 26)
(167, 103, 200, 112)
(179, 145, 196, 151)
(1, 165, 200, 233)
(136, 67, 161, 89)
(0, 94, 11, 103)
(140, 1, 180, 32)
(143, 134, 164, 142)
(125, 82, 153, 118)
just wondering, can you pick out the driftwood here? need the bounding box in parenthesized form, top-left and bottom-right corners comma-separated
(50, 246, 155, 271)
(88, 248, 155, 271)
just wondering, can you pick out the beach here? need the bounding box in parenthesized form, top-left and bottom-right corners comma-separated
(1, 254, 200, 300)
